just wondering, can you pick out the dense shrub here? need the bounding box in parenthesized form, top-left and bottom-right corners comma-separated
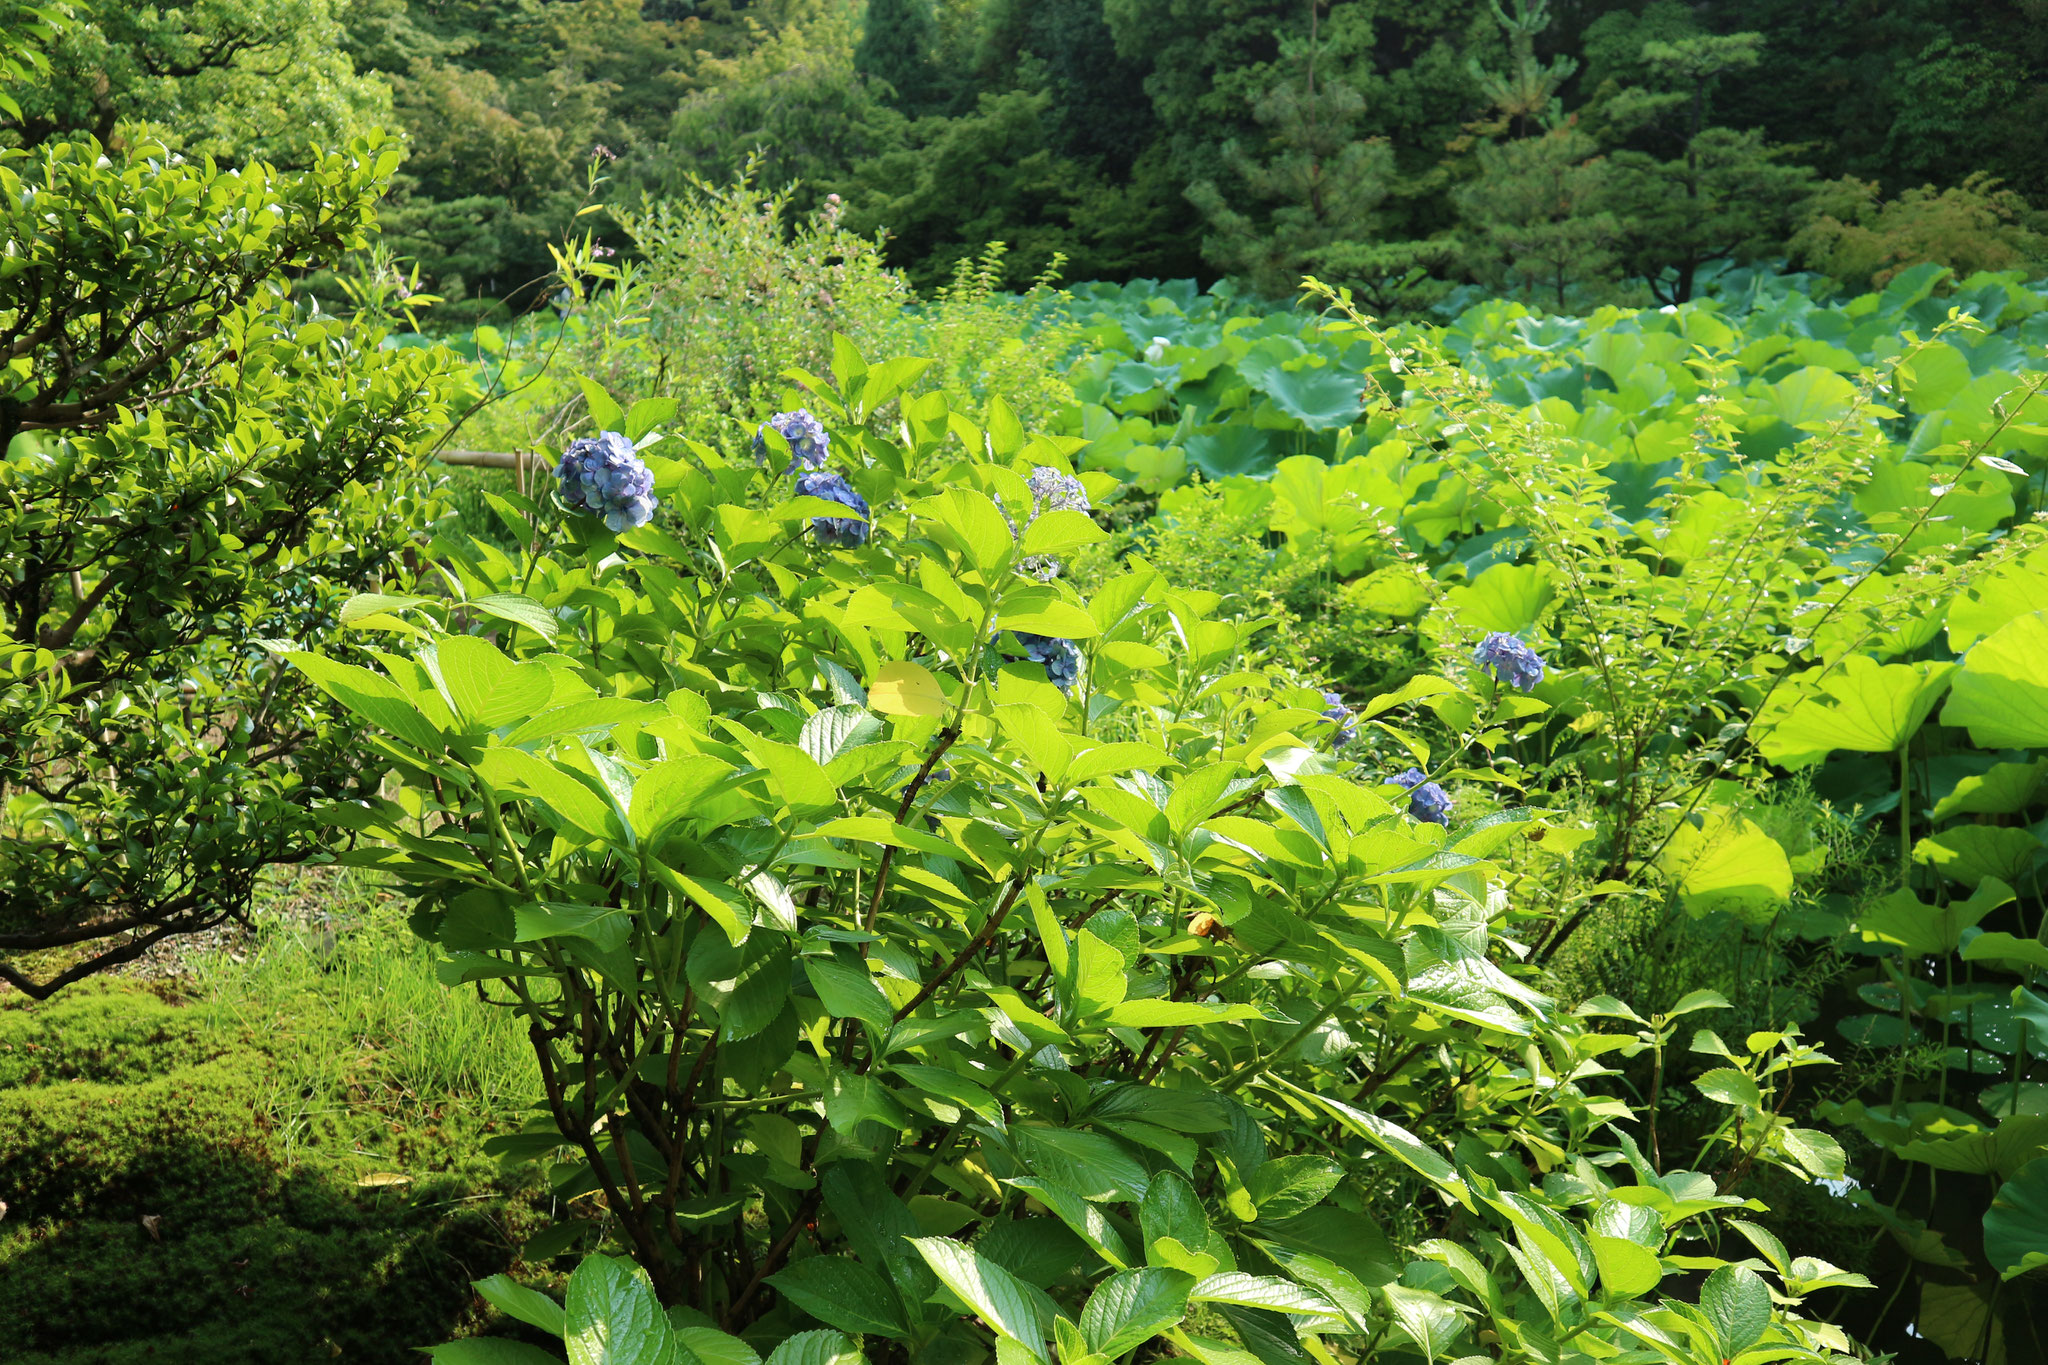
(300, 344, 1874, 1364)
(0, 129, 461, 995)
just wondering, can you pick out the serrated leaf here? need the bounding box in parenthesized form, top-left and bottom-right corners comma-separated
(767, 1256, 906, 1338)
(909, 1237, 1053, 1357)
(1078, 1268, 1194, 1357)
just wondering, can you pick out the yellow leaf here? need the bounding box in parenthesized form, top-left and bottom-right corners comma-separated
(356, 1172, 412, 1188)
(871, 661, 947, 717)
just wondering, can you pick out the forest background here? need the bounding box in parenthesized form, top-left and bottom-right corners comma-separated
(11, 0, 2046, 319)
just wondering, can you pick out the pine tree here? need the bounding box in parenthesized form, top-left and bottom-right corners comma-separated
(1457, 124, 1619, 310)
(855, 0, 944, 114)
(1466, 0, 1578, 139)
(1593, 31, 1818, 302)
(1185, 0, 1440, 302)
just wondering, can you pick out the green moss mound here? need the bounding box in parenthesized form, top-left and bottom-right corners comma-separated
(0, 898, 553, 1364)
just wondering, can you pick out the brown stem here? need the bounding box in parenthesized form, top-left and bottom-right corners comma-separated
(861, 725, 961, 944)
(892, 874, 1029, 1021)
(725, 1190, 821, 1324)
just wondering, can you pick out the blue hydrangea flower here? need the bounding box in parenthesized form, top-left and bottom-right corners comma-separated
(1472, 631, 1546, 692)
(1391, 766, 1454, 825)
(997, 465, 1093, 582)
(796, 468, 869, 547)
(754, 409, 830, 474)
(1319, 690, 1357, 747)
(1008, 632, 1082, 692)
(554, 431, 657, 532)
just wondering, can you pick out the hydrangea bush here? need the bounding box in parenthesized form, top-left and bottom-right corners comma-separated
(297, 345, 1870, 1363)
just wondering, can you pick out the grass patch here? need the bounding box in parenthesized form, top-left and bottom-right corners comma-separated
(0, 868, 555, 1364)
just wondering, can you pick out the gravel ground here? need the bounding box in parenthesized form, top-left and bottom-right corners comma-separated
(121, 864, 367, 982)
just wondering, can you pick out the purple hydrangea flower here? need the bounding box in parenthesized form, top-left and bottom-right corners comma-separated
(1007, 632, 1082, 692)
(754, 409, 831, 474)
(796, 468, 870, 547)
(555, 431, 657, 532)
(1319, 690, 1357, 747)
(1391, 766, 1453, 825)
(997, 465, 1092, 582)
(1472, 632, 1545, 692)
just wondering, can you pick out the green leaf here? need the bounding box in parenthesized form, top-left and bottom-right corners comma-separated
(1692, 1067, 1762, 1110)
(1589, 1236, 1662, 1298)
(920, 489, 1017, 573)
(566, 1255, 676, 1365)
(649, 864, 753, 947)
(1140, 1171, 1211, 1262)
(688, 932, 793, 1041)
(1915, 826, 2043, 890)
(1942, 610, 2048, 748)
(1697, 1265, 1771, 1357)
(1011, 1126, 1151, 1202)
(504, 700, 664, 746)
(287, 651, 444, 753)
(767, 1256, 906, 1337)
(811, 815, 959, 860)
(1666, 989, 1732, 1017)
(1099, 999, 1265, 1028)
(515, 902, 632, 953)
(1655, 808, 1792, 924)
(341, 592, 429, 625)
(1243, 357, 1364, 430)
(1984, 1157, 2048, 1280)
(433, 635, 555, 730)
(1929, 757, 2048, 821)
(474, 748, 618, 843)
(473, 593, 562, 643)
(822, 1068, 907, 1134)
(804, 956, 895, 1035)
(1279, 1081, 1469, 1210)
(1078, 1268, 1195, 1357)
(1381, 1284, 1461, 1363)
(1243, 1156, 1343, 1221)
(625, 396, 679, 442)
(1962, 932, 2048, 972)
(1005, 1176, 1136, 1270)
(674, 1327, 759, 1365)
(762, 1330, 863, 1365)
(1441, 562, 1553, 636)
(909, 1237, 1053, 1357)
(631, 757, 738, 842)
(1756, 657, 1956, 767)
(889, 1064, 1004, 1124)
(579, 376, 625, 435)
(1020, 509, 1110, 557)
(1856, 879, 2012, 956)
(1188, 1273, 1338, 1316)
(474, 1274, 567, 1337)
(426, 1344, 566, 1365)
(799, 706, 884, 766)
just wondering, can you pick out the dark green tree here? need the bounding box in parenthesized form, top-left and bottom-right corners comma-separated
(0, 0, 389, 161)
(1465, 0, 1576, 138)
(855, 0, 946, 113)
(1592, 31, 1818, 302)
(1184, 0, 1452, 302)
(1457, 124, 1620, 310)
